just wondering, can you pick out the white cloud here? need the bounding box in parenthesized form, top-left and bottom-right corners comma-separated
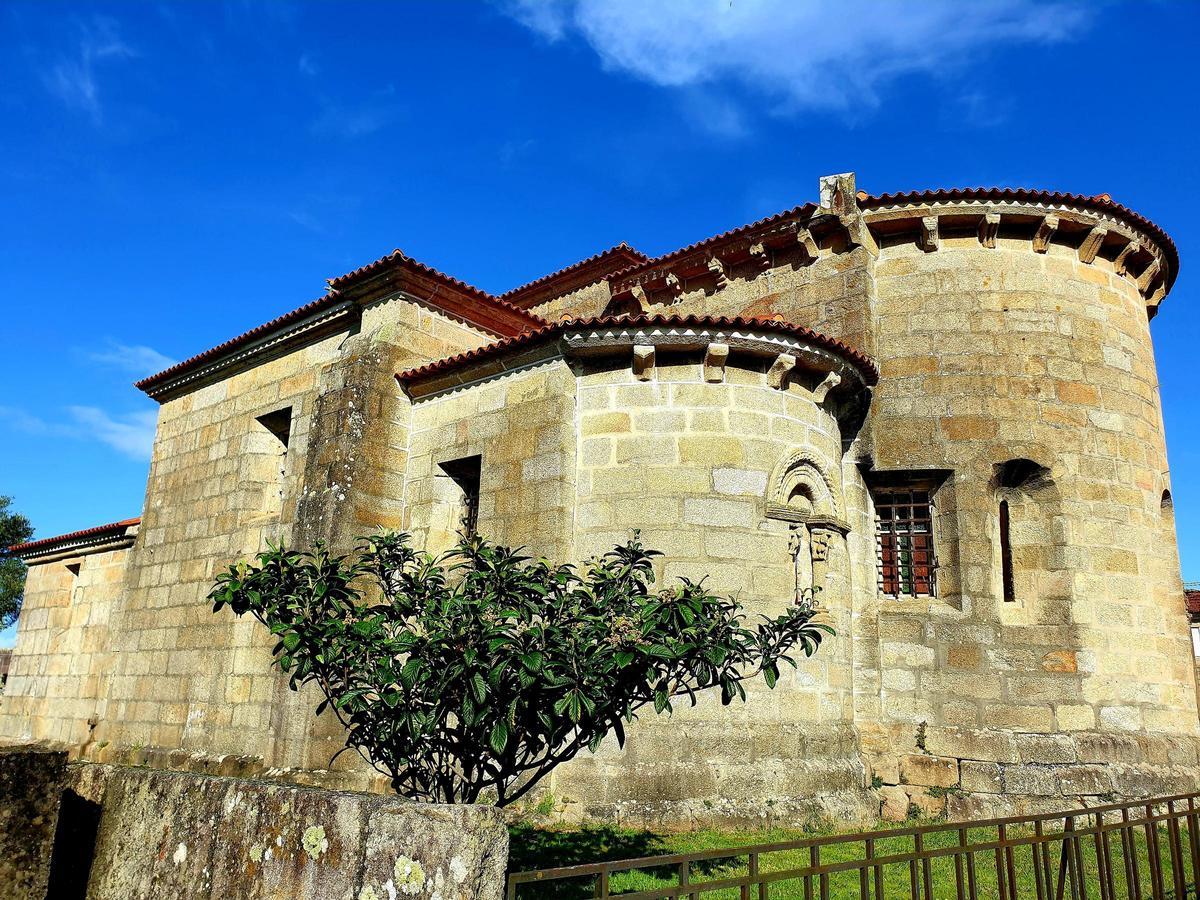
(500, 0, 1089, 115)
(66, 407, 158, 461)
(0, 405, 156, 461)
(86, 341, 176, 377)
(42, 16, 136, 125)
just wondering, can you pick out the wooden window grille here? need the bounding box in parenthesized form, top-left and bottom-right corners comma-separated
(873, 486, 936, 596)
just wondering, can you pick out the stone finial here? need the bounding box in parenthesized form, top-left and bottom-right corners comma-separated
(796, 229, 819, 263)
(767, 353, 797, 389)
(749, 242, 770, 268)
(1033, 215, 1059, 254)
(632, 345, 655, 381)
(978, 212, 1001, 249)
(919, 216, 940, 253)
(1077, 225, 1108, 264)
(812, 370, 842, 404)
(819, 172, 857, 215)
(631, 284, 651, 313)
(707, 256, 728, 289)
(1113, 240, 1138, 276)
(704, 343, 730, 383)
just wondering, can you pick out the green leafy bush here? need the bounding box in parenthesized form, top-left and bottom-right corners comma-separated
(210, 532, 830, 805)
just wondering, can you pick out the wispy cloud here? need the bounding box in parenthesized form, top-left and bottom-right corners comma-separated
(42, 16, 136, 125)
(310, 83, 401, 139)
(85, 341, 176, 377)
(0, 405, 156, 461)
(500, 0, 1090, 120)
(67, 407, 158, 460)
(298, 52, 319, 77)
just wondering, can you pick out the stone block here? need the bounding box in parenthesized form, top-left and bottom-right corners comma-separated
(899, 754, 958, 788)
(959, 760, 1003, 794)
(924, 727, 1020, 764)
(878, 785, 909, 822)
(1015, 733, 1077, 765)
(1058, 765, 1113, 797)
(1003, 765, 1057, 796)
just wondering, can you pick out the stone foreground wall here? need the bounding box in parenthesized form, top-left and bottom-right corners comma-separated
(0, 747, 508, 900)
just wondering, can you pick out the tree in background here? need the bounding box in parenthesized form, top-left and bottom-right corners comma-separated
(211, 531, 830, 805)
(0, 496, 34, 630)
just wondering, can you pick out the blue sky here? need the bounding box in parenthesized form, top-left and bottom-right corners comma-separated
(1, 1, 1198, 644)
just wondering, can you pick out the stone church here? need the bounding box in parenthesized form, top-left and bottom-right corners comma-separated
(3, 173, 1193, 824)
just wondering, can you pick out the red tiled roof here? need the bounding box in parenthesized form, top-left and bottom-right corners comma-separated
(137, 250, 547, 397)
(135, 295, 343, 393)
(9, 518, 140, 556)
(499, 243, 648, 308)
(860, 188, 1178, 289)
(396, 313, 879, 388)
(1186, 590, 1200, 617)
(606, 203, 821, 288)
(327, 248, 545, 334)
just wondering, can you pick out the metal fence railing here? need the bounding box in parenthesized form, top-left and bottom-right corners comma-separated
(507, 792, 1200, 900)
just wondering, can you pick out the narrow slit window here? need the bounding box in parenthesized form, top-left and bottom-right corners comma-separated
(439, 455, 482, 538)
(872, 486, 936, 597)
(255, 407, 292, 511)
(999, 499, 1015, 602)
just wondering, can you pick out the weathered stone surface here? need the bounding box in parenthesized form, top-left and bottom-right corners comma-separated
(1, 173, 1195, 827)
(0, 745, 69, 900)
(899, 754, 958, 788)
(81, 766, 508, 900)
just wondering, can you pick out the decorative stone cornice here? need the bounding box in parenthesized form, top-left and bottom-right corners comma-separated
(860, 193, 1175, 303)
(12, 518, 140, 563)
(398, 315, 878, 401)
(137, 300, 356, 402)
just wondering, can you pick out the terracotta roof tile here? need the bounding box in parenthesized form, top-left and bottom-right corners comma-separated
(860, 188, 1178, 288)
(396, 313, 879, 388)
(606, 203, 821, 287)
(499, 243, 648, 307)
(10, 518, 140, 556)
(1186, 589, 1200, 617)
(135, 295, 343, 393)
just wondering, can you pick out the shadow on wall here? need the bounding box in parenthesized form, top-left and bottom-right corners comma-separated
(45, 789, 103, 900)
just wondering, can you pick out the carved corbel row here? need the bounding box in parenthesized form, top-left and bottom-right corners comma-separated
(749, 242, 771, 269)
(796, 228, 820, 264)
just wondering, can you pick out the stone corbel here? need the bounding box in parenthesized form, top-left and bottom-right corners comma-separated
(664, 272, 683, 298)
(796, 228, 820, 264)
(704, 343, 729, 383)
(1138, 258, 1162, 293)
(767, 353, 796, 389)
(978, 212, 1001, 249)
(1032, 215, 1059, 254)
(749, 242, 771, 269)
(1077, 226, 1107, 264)
(631, 284, 651, 313)
(707, 256, 728, 289)
(919, 216, 940, 253)
(632, 344, 655, 381)
(811, 370, 842, 404)
(1113, 240, 1138, 276)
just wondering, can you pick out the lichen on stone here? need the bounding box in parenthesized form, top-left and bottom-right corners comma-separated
(248, 844, 264, 863)
(358, 887, 381, 900)
(302, 824, 329, 860)
(449, 855, 468, 884)
(172, 843, 187, 866)
(393, 855, 426, 895)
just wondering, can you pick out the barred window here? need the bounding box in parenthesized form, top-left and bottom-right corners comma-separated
(873, 485, 936, 596)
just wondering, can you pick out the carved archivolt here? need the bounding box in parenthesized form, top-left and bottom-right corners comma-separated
(767, 451, 840, 520)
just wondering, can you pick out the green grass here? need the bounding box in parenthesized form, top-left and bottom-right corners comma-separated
(509, 818, 1194, 900)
